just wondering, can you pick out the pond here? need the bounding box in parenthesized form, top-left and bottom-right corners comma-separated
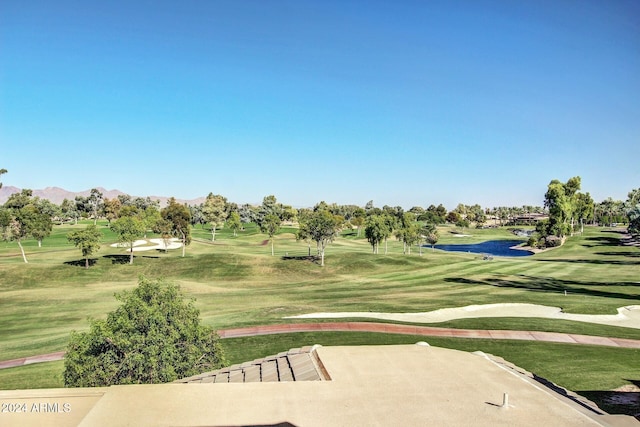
(432, 240, 533, 257)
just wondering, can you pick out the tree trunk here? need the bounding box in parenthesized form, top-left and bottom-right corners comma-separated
(570, 217, 575, 236)
(211, 225, 216, 242)
(18, 240, 28, 263)
(38, 239, 42, 248)
(384, 238, 388, 255)
(419, 244, 422, 256)
(271, 239, 274, 256)
(129, 246, 134, 264)
(85, 257, 89, 269)
(181, 232, 186, 257)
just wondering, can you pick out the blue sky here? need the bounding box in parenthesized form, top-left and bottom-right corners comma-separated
(1, 0, 638, 209)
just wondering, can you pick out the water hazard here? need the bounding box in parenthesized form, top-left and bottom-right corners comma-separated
(433, 240, 533, 257)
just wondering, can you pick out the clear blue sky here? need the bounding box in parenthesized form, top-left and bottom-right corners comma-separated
(1, 0, 638, 209)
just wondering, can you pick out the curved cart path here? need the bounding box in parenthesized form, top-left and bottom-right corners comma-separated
(2, 322, 639, 370)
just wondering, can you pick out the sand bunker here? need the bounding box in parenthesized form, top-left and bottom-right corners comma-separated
(110, 238, 182, 252)
(286, 303, 640, 329)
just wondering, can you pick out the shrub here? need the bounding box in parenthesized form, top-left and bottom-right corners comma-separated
(63, 276, 226, 387)
(543, 236, 562, 248)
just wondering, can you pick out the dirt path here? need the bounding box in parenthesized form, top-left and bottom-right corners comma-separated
(2, 323, 639, 370)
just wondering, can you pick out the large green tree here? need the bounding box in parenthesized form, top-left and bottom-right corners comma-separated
(61, 198, 80, 224)
(152, 218, 174, 252)
(260, 213, 281, 256)
(226, 211, 241, 237)
(627, 188, 640, 237)
(110, 216, 146, 264)
(395, 212, 420, 255)
(425, 229, 439, 252)
(574, 192, 594, 234)
(67, 225, 102, 268)
(544, 177, 581, 239)
(351, 209, 365, 237)
(1, 190, 53, 261)
(537, 176, 591, 247)
(364, 215, 387, 254)
(87, 188, 104, 225)
(427, 204, 447, 224)
(162, 198, 191, 257)
(202, 193, 227, 241)
(0, 168, 6, 188)
(421, 223, 438, 254)
(596, 197, 625, 226)
(63, 277, 226, 387)
(1, 215, 29, 263)
(140, 205, 161, 238)
(255, 195, 283, 230)
(297, 208, 343, 266)
(26, 204, 53, 247)
(103, 198, 121, 225)
(627, 188, 640, 207)
(628, 205, 640, 237)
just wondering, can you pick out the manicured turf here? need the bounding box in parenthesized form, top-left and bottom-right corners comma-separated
(0, 221, 638, 406)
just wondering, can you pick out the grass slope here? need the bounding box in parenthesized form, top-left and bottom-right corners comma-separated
(0, 222, 638, 408)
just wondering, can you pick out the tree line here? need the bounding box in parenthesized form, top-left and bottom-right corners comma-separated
(2, 169, 639, 264)
(530, 177, 639, 248)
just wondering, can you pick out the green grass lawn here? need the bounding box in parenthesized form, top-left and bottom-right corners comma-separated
(0, 221, 638, 412)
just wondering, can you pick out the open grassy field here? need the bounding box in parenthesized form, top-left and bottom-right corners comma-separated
(0, 221, 638, 412)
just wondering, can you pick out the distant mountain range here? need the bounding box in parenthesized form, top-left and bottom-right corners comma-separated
(0, 186, 206, 207)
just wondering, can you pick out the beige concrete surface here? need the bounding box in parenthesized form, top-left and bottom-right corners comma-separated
(1, 345, 637, 426)
(0, 388, 104, 427)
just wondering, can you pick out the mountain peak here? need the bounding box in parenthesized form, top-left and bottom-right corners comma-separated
(0, 186, 205, 207)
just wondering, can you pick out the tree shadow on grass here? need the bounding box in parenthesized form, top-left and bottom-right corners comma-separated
(536, 258, 640, 266)
(282, 254, 320, 264)
(578, 380, 640, 418)
(595, 251, 640, 258)
(103, 254, 132, 264)
(103, 254, 160, 264)
(581, 236, 622, 248)
(444, 276, 640, 301)
(64, 259, 98, 267)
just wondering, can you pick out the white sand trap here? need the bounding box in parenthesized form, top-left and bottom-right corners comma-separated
(453, 234, 472, 237)
(110, 238, 182, 252)
(285, 303, 640, 329)
(110, 240, 148, 248)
